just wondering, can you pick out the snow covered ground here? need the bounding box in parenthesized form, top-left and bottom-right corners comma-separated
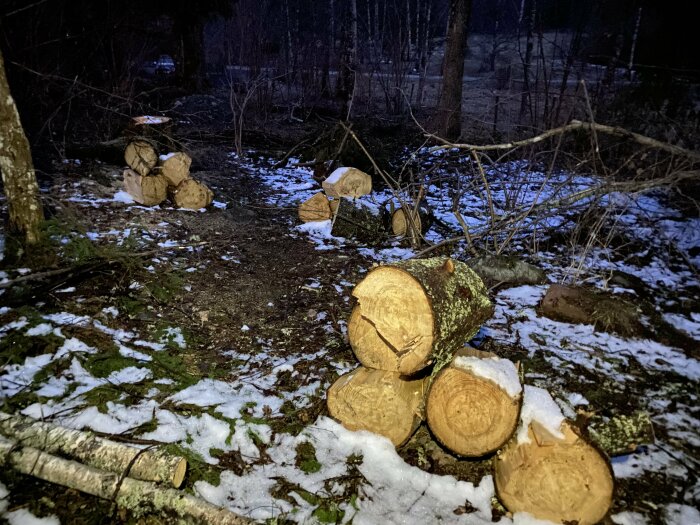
(0, 152, 698, 524)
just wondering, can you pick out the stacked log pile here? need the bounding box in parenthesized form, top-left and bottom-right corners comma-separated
(326, 257, 654, 523)
(122, 139, 213, 210)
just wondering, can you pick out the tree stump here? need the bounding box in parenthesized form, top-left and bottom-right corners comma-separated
(348, 257, 493, 375)
(158, 152, 191, 188)
(123, 169, 168, 206)
(322, 167, 372, 198)
(127, 115, 174, 149)
(326, 366, 426, 446)
(331, 198, 386, 242)
(494, 421, 614, 525)
(298, 192, 332, 222)
(426, 349, 521, 457)
(124, 140, 158, 176)
(171, 179, 214, 210)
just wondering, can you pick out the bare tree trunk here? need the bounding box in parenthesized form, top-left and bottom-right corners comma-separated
(0, 48, 44, 246)
(518, 0, 535, 125)
(337, 0, 358, 119)
(628, 7, 642, 80)
(416, 0, 432, 106)
(433, 0, 472, 139)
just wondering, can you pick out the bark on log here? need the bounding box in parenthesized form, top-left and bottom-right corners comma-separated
(170, 179, 214, 210)
(466, 255, 546, 287)
(349, 257, 493, 375)
(0, 412, 186, 487)
(298, 192, 333, 222)
(158, 152, 192, 188)
(494, 421, 614, 525)
(391, 207, 431, 239)
(125, 140, 159, 176)
(0, 437, 250, 524)
(587, 411, 655, 457)
(326, 366, 426, 447)
(426, 349, 521, 457)
(123, 169, 168, 206)
(331, 198, 387, 243)
(322, 167, 372, 198)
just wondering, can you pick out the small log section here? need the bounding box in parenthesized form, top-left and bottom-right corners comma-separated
(159, 151, 192, 188)
(494, 421, 614, 525)
(123, 169, 168, 206)
(349, 257, 493, 375)
(124, 140, 158, 176)
(426, 349, 522, 457)
(0, 437, 250, 524)
(171, 179, 214, 210)
(298, 192, 333, 222)
(391, 207, 431, 238)
(0, 412, 186, 487)
(322, 167, 372, 198)
(326, 367, 426, 446)
(331, 198, 386, 242)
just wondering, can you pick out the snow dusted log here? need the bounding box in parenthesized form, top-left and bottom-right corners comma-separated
(123, 169, 168, 206)
(349, 257, 493, 375)
(298, 192, 333, 222)
(326, 366, 426, 447)
(124, 140, 158, 176)
(0, 412, 186, 487)
(322, 167, 372, 198)
(331, 198, 387, 242)
(426, 349, 521, 457)
(158, 151, 192, 188)
(0, 437, 250, 524)
(494, 388, 614, 525)
(391, 206, 431, 239)
(171, 179, 214, 210)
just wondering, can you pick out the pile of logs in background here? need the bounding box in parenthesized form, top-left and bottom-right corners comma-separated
(327, 257, 625, 524)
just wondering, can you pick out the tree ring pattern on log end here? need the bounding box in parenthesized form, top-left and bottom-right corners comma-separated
(427, 368, 519, 456)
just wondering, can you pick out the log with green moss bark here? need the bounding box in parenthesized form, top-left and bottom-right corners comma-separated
(349, 257, 493, 375)
(0, 412, 186, 487)
(587, 411, 655, 457)
(0, 437, 250, 524)
(331, 198, 388, 243)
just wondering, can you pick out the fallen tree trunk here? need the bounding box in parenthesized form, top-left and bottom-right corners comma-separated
(123, 169, 168, 206)
(322, 167, 372, 198)
(494, 421, 614, 525)
(298, 192, 333, 222)
(158, 152, 192, 188)
(349, 257, 493, 375)
(0, 437, 250, 524)
(426, 349, 521, 457)
(331, 198, 387, 242)
(326, 366, 426, 447)
(124, 140, 158, 176)
(170, 179, 214, 210)
(587, 411, 655, 457)
(0, 412, 186, 487)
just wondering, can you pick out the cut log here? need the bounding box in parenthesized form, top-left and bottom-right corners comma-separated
(326, 366, 426, 447)
(331, 198, 387, 242)
(298, 192, 332, 222)
(158, 151, 192, 188)
(494, 421, 614, 525)
(426, 349, 522, 457)
(124, 140, 158, 176)
(349, 257, 493, 375)
(322, 167, 372, 198)
(391, 206, 432, 239)
(0, 437, 250, 524)
(171, 178, 214, 210)
(123, 169, 168, 206)
(127, 116, 174, 149)
(0, 412, 186, 487)
(587, 411, 655, 457)
(467, 254, 546, 288)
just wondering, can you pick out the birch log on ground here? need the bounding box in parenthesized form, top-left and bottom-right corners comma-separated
(0, 412, 186, 487)
(124, 140, 158, 176)
(326, 366, 427, 446)
(322, 167, 372, 198)
(0, 437, 250, 524)
(158, 152, 192, 188)
(426, 349, 522, 457)
(331, 198, 387, 243)
(170, 179, 214, 209)
(494, 421, 614, 525)
(298, 192, 333, 222)
(349, 257, 493, 375)
(123, 169, 168, 206)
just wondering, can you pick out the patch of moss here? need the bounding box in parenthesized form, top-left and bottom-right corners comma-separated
(312, 502, 344, 524)
(82, 384, 124, 414)
(0, 332, 64, 364)
(82, 352, 138, 378)
(591, 298, 640, 337)
(295, 442, 322, 474)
